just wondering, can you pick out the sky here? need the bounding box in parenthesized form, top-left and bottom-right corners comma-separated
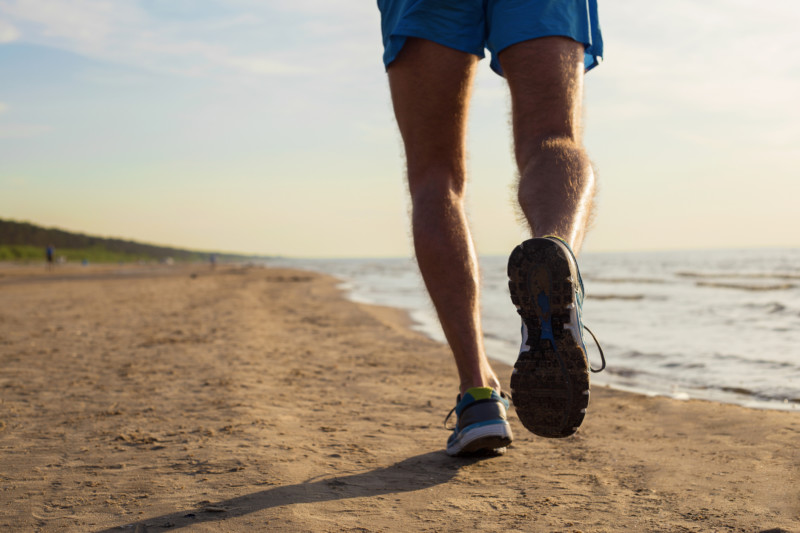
(1, 0, 799, 258)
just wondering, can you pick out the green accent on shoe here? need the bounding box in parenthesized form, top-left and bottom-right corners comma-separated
(463, 386, 495, 401)
(444, 388, 513, 457)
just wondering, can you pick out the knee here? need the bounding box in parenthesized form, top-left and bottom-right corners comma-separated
(407, 163, 467, 210)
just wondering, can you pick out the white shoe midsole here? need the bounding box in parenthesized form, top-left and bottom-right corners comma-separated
(447, 423, 513, 455)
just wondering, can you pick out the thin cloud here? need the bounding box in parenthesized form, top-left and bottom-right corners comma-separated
(595, 0, 800, 146)
(0, 18, 20, 41)
(219, 54, 309, 75)
(0, 0, 129, 47)
(0, 123, 52, 139)
(0, 0, 319, 78)
(250, 1, 375, 18)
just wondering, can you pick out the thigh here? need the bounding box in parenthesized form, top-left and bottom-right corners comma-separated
(388, 38, 478, 176)
(498, 37, 586, 162)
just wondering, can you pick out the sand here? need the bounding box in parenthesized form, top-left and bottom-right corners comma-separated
(0, 263, 798, 532)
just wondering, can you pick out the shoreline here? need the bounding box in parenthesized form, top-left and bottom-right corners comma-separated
(284, 259, 800, 414)
(1, 263, 798, 531)
(3, 260, 797, 410)
(2, 259, 798, 414)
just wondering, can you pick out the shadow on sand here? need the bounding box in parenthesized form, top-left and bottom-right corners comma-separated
(98, 450, 490, 531)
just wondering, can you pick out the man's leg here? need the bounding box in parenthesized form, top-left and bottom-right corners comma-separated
(499, 37, 595, 252)
(499, 37, 597, 438)
(387, 38, 500, 395)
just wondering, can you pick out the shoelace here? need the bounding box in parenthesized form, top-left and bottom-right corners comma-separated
(544, 236, 606, 374)
(443, 390, 512, 431)
(585, 325, 606, 373)
(444, 409, 456, 430)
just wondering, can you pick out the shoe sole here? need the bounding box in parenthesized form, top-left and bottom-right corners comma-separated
(507, 238, 590, 438)
(446, 423, 513, 457)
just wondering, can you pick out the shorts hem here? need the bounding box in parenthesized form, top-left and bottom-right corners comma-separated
(383, 30, 486, 70)
(489, 33, 602, 76)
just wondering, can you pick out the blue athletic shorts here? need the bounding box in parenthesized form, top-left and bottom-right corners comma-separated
(377, 0, 603, 75)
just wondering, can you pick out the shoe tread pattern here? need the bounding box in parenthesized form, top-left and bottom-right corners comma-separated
(507, 238, 590, 438)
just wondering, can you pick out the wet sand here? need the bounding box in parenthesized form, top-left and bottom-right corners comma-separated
(0, 263, 798, 532)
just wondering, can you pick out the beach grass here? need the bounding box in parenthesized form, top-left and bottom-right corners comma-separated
(0, 244, 185, 263)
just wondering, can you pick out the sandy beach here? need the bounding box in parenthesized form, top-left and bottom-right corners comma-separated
(0, 263, 798, 532)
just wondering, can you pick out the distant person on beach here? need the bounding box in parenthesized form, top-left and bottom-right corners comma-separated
(45, 244, 55, 271)
(378, 1, 606, 455)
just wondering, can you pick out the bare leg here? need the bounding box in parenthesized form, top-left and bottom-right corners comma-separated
(388, 38, 500, 395)
(500, 37, 598, 438)
(499, 37, 596, 253)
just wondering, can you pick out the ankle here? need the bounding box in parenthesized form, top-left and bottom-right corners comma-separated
(460, 375, 501, 396)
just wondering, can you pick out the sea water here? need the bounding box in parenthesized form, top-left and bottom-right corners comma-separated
(269, 248, 800, 411)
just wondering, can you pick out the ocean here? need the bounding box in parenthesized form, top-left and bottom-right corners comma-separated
(268, 248, 800, 411)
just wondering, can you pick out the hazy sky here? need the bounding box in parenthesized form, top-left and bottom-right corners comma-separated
(1, 1, 798, 257)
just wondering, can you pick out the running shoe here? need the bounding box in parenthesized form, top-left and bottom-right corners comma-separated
(507, 236, 604, 438)
(445, 387, 513, 456)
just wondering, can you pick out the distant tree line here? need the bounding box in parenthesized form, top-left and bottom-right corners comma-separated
(0, 218, 257, 262)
